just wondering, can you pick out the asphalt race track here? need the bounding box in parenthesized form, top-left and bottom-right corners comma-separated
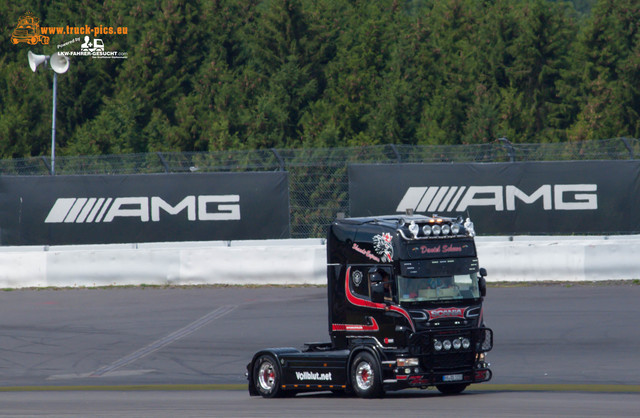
(0, 284, 639, 416)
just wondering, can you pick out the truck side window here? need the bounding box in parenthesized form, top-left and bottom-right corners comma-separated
(381, 269, 393, 301)
(349, 267, 370, 298)
(369, 266, 393, 302)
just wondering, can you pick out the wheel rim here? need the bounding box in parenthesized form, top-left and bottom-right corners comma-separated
(355, 361, 374, 390)
(257, 361, 276, 391)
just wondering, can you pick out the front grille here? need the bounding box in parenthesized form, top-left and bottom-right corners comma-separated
(409, 328, 487, 370)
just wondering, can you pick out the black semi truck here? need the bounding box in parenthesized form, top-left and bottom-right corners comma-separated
(247, 213, 493, 398)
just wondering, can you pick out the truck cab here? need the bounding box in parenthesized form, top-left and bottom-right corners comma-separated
(248, 214, 493, 398)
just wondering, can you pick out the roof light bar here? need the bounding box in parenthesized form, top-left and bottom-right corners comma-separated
(397, 216, 472, 240)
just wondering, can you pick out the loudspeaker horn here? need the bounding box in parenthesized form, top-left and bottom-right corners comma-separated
(50, 52, 70, 74)
(28, 50, 48, 72)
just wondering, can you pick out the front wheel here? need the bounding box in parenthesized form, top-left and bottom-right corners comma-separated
(350, 352, 384, 398)
(253, 355, 284, 398)
(436, 383, 468, 395)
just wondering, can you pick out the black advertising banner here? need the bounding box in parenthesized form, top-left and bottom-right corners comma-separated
(349, 161, 640, 235)
(0, 172, 290, 245)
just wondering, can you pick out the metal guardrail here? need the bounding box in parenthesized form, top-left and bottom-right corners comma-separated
(1, 138, 637, 237)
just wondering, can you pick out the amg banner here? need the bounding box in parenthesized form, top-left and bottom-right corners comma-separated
(349, 161, 640, 235)
(0, 172, 290, 245)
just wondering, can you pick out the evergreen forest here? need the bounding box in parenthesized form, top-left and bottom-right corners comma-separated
(1, 0, 638, 159)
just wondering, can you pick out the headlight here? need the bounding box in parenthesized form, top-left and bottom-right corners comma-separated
(443, 339, 452, 350)
(397, 358, 419, 367)
(441, 224, 451, 235)
(422, 225, 432, 236)
(434, 340, 443, 351)
(462, 338, 471, 349)
(451, 223, 461, 234)
(453, 338, 462, 350)
(432, 225, 441, 236)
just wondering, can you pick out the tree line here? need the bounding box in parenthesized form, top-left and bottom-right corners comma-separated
(1, 0, 638, 159)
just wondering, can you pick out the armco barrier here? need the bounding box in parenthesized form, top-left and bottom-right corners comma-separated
(0, 236, 638, 288)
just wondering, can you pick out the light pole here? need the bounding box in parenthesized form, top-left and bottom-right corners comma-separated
(28, 51, 70, 175)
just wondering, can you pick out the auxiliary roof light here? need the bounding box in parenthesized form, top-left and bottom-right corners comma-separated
(399, 216, 470, 240)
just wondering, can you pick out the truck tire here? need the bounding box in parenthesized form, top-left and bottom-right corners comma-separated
(253, 355, 284, 398)
(436, 383, 468, 395)
(350, 352, 384, 398)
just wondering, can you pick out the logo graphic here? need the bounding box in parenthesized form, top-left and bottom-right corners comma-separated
(427, 307, 467, 320)
(44, 195, 241, 223)
(10, 12, 129, 58)
(80, 36, 104, 52)
(397, 184, 598, 213)
(373, 232, 394, 262)
(352, 270, 363, 287)
(58, 36, 127, 59)
(11, 12, 49, 45)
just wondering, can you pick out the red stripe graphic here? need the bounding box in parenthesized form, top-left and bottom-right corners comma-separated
(344, 267, 415, 332)
(332, 317, 379, 332)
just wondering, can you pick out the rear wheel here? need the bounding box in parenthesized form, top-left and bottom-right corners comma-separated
(350, 352, 384, 398)
(253, 355, 285, 398)
(436, 383, 468, 395)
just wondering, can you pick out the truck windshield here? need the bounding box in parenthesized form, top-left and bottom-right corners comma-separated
(397, 273, 480, 302)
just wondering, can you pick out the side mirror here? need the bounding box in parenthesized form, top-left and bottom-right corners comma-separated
(478, 268, 487, 297)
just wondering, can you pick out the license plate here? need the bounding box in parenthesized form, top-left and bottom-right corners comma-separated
(442, 374, 463, 382)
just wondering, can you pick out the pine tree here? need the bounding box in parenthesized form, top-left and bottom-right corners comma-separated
(566, 0, 640, 140)
(416, 0, 480, 145)
(500, 0, 577, 142)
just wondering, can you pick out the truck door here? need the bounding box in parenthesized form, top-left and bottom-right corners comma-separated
(331, 265, 414, 349)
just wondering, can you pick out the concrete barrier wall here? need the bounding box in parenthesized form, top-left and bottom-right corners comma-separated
(0, 236, 637, 288)
(476, 236, 640, 282)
